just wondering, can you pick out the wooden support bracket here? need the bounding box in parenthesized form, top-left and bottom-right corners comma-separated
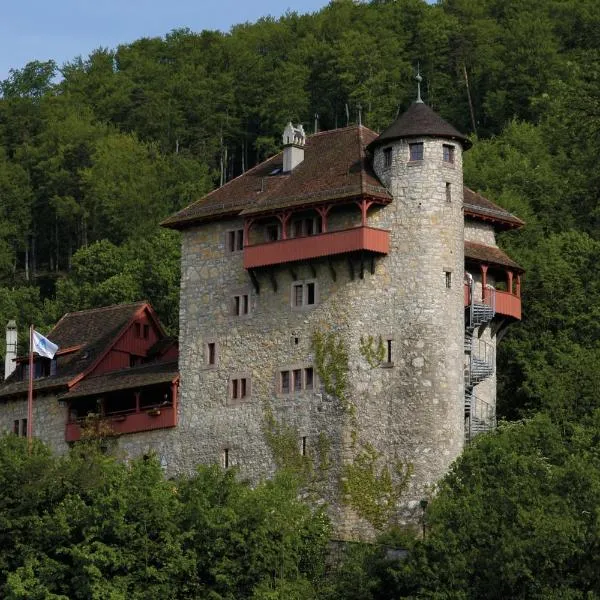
(269, 270, 278, 292)
(328, 260, 337, 282)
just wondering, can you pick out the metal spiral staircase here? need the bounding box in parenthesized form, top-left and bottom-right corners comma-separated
(464, 278, 497, 442)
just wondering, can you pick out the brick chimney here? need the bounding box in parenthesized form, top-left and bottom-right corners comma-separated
(282, 122, 306, 172)
(5, 320, 17, 380)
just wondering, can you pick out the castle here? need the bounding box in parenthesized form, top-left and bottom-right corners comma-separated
(0, 97, 523, 538)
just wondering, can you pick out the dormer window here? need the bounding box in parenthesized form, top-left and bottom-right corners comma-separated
(409, 142, 423, 162)
(383, 147, 393, 168)
(443, 144, 455, 164)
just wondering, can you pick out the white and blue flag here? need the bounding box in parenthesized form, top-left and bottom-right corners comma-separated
(32, 330, 59, 359)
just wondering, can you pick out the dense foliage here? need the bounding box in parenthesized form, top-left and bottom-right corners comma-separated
(0, 436, 330, 599)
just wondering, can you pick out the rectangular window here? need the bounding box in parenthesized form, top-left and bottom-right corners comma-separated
(305, 367, 314, 390)
(20, 418, 27, 437)
(443, 144, 455, 164)
(223, 448, 229, 469)
(302, 436, 307, 456)
(384, 147, 392, 168)
(230, 377, 249, 401)
(446, 182, 452, 203)
(143, 324, 149, 339)
(279, 367, 315, 394)
(265, 223, 280, 242)
(233, 294, 250, 316)
(387, 339, 393, 364)
(13, 420, 19, 435)
(409, 142, 424, 161)
(292, 282, 317, 308)
(293, 369, 302, 392)
(307, 282, 315, 305)
(445, 271, 452, 288)
(291, 217, 319, 238)
(281, 371, 290, 394)
(207, 342, 216, 366)
(227, 229, 243, 252)
(293, 284, 303, 307)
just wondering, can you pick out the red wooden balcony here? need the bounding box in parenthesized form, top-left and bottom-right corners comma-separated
(244, 226, 389, 269)
(65, 405, 177, 442)
(494, 290, 521, 320)
(463, 283, 521, 320)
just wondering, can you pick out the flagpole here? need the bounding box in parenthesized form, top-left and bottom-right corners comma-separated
(27, 324, 34, 453)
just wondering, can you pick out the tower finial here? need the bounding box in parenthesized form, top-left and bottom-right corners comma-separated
(416, 63, 423, 104)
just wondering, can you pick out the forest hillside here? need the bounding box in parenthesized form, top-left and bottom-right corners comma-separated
(0, 0, 598, 428)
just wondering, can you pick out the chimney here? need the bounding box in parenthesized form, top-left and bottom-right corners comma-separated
(5, 320, 17, 380)
(282, 122, 306, 172)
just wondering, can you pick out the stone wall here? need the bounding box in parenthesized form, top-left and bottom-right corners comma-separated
(465, 220, 497, 246)
(0, 394, 68, 455)
(172, 134, 467, 539)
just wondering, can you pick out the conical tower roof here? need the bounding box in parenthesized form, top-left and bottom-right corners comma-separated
(369, 102, 471, 150)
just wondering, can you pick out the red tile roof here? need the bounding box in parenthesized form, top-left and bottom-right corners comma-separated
(464, 187, 524, 229)
(0, 302, 170, 399)
(61, 361, 179, 400)
(465, 241, 524, 272)
(162, 125, 392, 228)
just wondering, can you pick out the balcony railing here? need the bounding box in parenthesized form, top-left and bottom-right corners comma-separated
(464, 283, 521, 320)
(244, 226, 389, 269)
(65, 404, 177, 442)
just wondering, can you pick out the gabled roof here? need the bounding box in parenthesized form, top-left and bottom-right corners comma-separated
(368, 102, 471, 150)
(161, 125, 392, 229)
(464, 187, 524, 229)
(465, 241, 524, 272)
(0, 302, 168, 399)
(60, 361, 179, 400)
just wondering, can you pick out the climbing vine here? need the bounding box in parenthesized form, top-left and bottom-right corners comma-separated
(261, 329, 412, 532)
(312, 330, 351, 414)
(359, 334, 385, 368)
(341, 443, 413, 531)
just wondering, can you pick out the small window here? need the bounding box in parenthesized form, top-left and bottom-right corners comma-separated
(293, 369, 302, 392)
(446, 182, 452, 203)
(291, 217, 320, 238)
(307, 282, 315, 305)
(292, 280, 317, 309)
(293, 284, 304, 307)
(230, 377, 249, 401)
(445, 271, 452, 289)
(443, 144, 455, 164)
(387, 339, 393, 364)
(20, 418, 27, 437)
(233, 294, 250, 316)
(207, 342, 217, 366)
(281, 371, 290, 394)
(301, 436, 307, 456)
(409, 142, 424, 161)
(227, 229, 244, 252)
(13, 420, 19, 435)
(305, 367, 314, 390)
(383, 147, 393, 168)
(265, 223, 280, 242)
(143, 324, 149, 339)
(222, 448, 230, 469)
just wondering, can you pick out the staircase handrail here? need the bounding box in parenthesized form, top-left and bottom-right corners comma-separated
(483, 284, 496, 314)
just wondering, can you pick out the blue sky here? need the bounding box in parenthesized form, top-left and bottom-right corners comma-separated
(0, 0, 330, 81)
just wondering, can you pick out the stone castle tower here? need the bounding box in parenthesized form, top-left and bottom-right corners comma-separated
(160, 95, 524, 539)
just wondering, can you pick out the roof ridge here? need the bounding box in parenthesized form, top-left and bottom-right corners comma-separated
(60, 301, 147, 319)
